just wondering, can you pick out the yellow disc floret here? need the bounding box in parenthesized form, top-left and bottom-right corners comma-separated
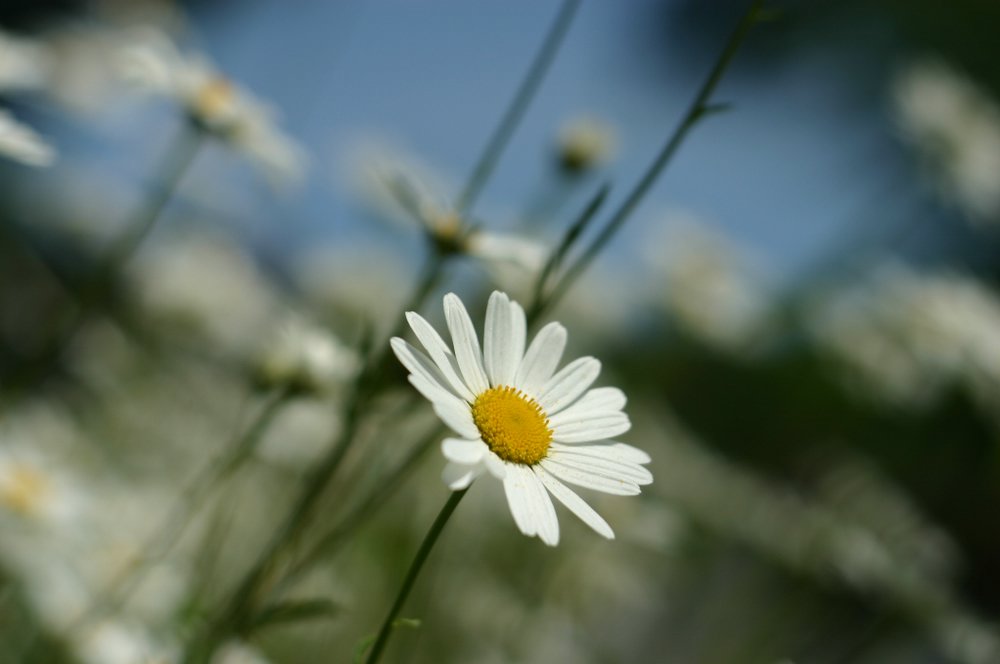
(471, 386, 552, 465)
(0, 465, 50, 517)
(193, 77, 237, 128)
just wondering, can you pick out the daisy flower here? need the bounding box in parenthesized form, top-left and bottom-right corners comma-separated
(118, 29, 305, 186)
(391, 291, 652, 546)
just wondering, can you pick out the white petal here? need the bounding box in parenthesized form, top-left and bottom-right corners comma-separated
(441, 462, 482, 490)
(551, 412, 631, 443)
(407, 374, 461, 410)
(509, 299, 527, 370)
(483, 450, 507, 480)
(391, 338, 457, 398)
(537, 357, 601, 414)
(484, 291, 519, 387)
(514, 322, 567, 397)
(441, 438, 487, 464)
(605, 441, 651, 465)
(405, 312, 475, 402)
(503, 464, 537, 536)
(443, 293, 490, 394)
(540, 458, 640, 496)
(535, 465, 614, 539)
(431, 396, 479, 439)
(551, 387, 626, 421)
(526, 465, 560, 546)
(549, 445, 653, 485)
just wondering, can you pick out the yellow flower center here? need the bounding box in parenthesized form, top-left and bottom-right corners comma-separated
(471, 386, 552, 465)
(0, 465, 50, 517)
(193, 77, 236, 126)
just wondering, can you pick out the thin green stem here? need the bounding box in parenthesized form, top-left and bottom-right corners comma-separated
(276, 425, 442, 592)
(528, 183, 610, 322)
(456, 0, 579, 214)
(77, 387, 291, 630)
(541, 0, 764, 316)
(92, 121, 204, 286)
(182, 247, 453, 662)
(7, 121, 202, 391)
(364, 489, 468, 664)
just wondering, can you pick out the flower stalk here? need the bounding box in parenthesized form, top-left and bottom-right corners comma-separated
(363, 488, 468, 664)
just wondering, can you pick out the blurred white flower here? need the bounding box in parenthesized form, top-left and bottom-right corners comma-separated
(0, 29, 55, 91)
(392, 291, 652, 546)
(893, 58, 1000, 224)
(347, 138, 546, 286)
(646, 213, 772, 354)
(118, 28, 305, 185)
(466, 230, 547, 275)
(464, 229, 549, 296)
(255, 398, 341, 469)
(0, 444, 82, 526)
(131, 232, 282, 355)
(212, 641, 272, 664)
(293, 242, 410, 336)
(72, 619, 174, 664)
(808, 264, 1000, 412)
(346, 138, 455, 230)
(555, 115, 616, 174)
(255, 316, 359, 393)
(0, 109, 56, 167)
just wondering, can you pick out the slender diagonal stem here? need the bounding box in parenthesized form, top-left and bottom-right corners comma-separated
(93, 122, 204, 285)
(364, 489, 468, 664)
(542, 0, 764, 316)
(456, 0, 579, 213)
(528, 183, 610, 321)
(275, 425, 442, 592)
(9, 121, 203, 391)
(75, 387, 291, 630)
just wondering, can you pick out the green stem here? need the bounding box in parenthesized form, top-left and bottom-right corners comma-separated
(542, 0, 764, 315)
(364, 489, 468, 664)
(77, 387, 291, 630)
(183, 248, 453, 662)
(8, 121, 203, 391)
(456, 0, 579, 214)
(92, 121, 203, 286)
(528, 183, 610, 322)
(276, 425, 442, 592)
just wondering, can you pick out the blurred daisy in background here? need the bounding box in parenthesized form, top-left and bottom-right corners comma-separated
(391, 290, 652, 546)
(646, 212, 774, 355)
(893, 58, 1000, 226)
(117, 28, 305, 186)
(348, 138, 549, 292)
(555, 115, 616, 176)
(0, 32, 57, 166)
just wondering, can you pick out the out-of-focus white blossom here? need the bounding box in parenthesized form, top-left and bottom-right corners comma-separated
(118, 29, 305, 185)
(347, 138, 546, 287)
(72, 619, 174, 664)
(212, 641, 272, 664)
(646, 213, 772, 354)
(255, 398, 341, 469)
(255, 316, 359, 393)
(131, 232, 282, 355)
(808, 264, 1000, 412)
(293, 243, 410, 336)
(346, 138, 455, 230)
(0, 443, 83, 526)
(0, 109, 56, 167)
(893, 59, 1000, 224)
(0, 29, 55, 91)
(555, 115, 616, 174)
(654, 416, 993, 661)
